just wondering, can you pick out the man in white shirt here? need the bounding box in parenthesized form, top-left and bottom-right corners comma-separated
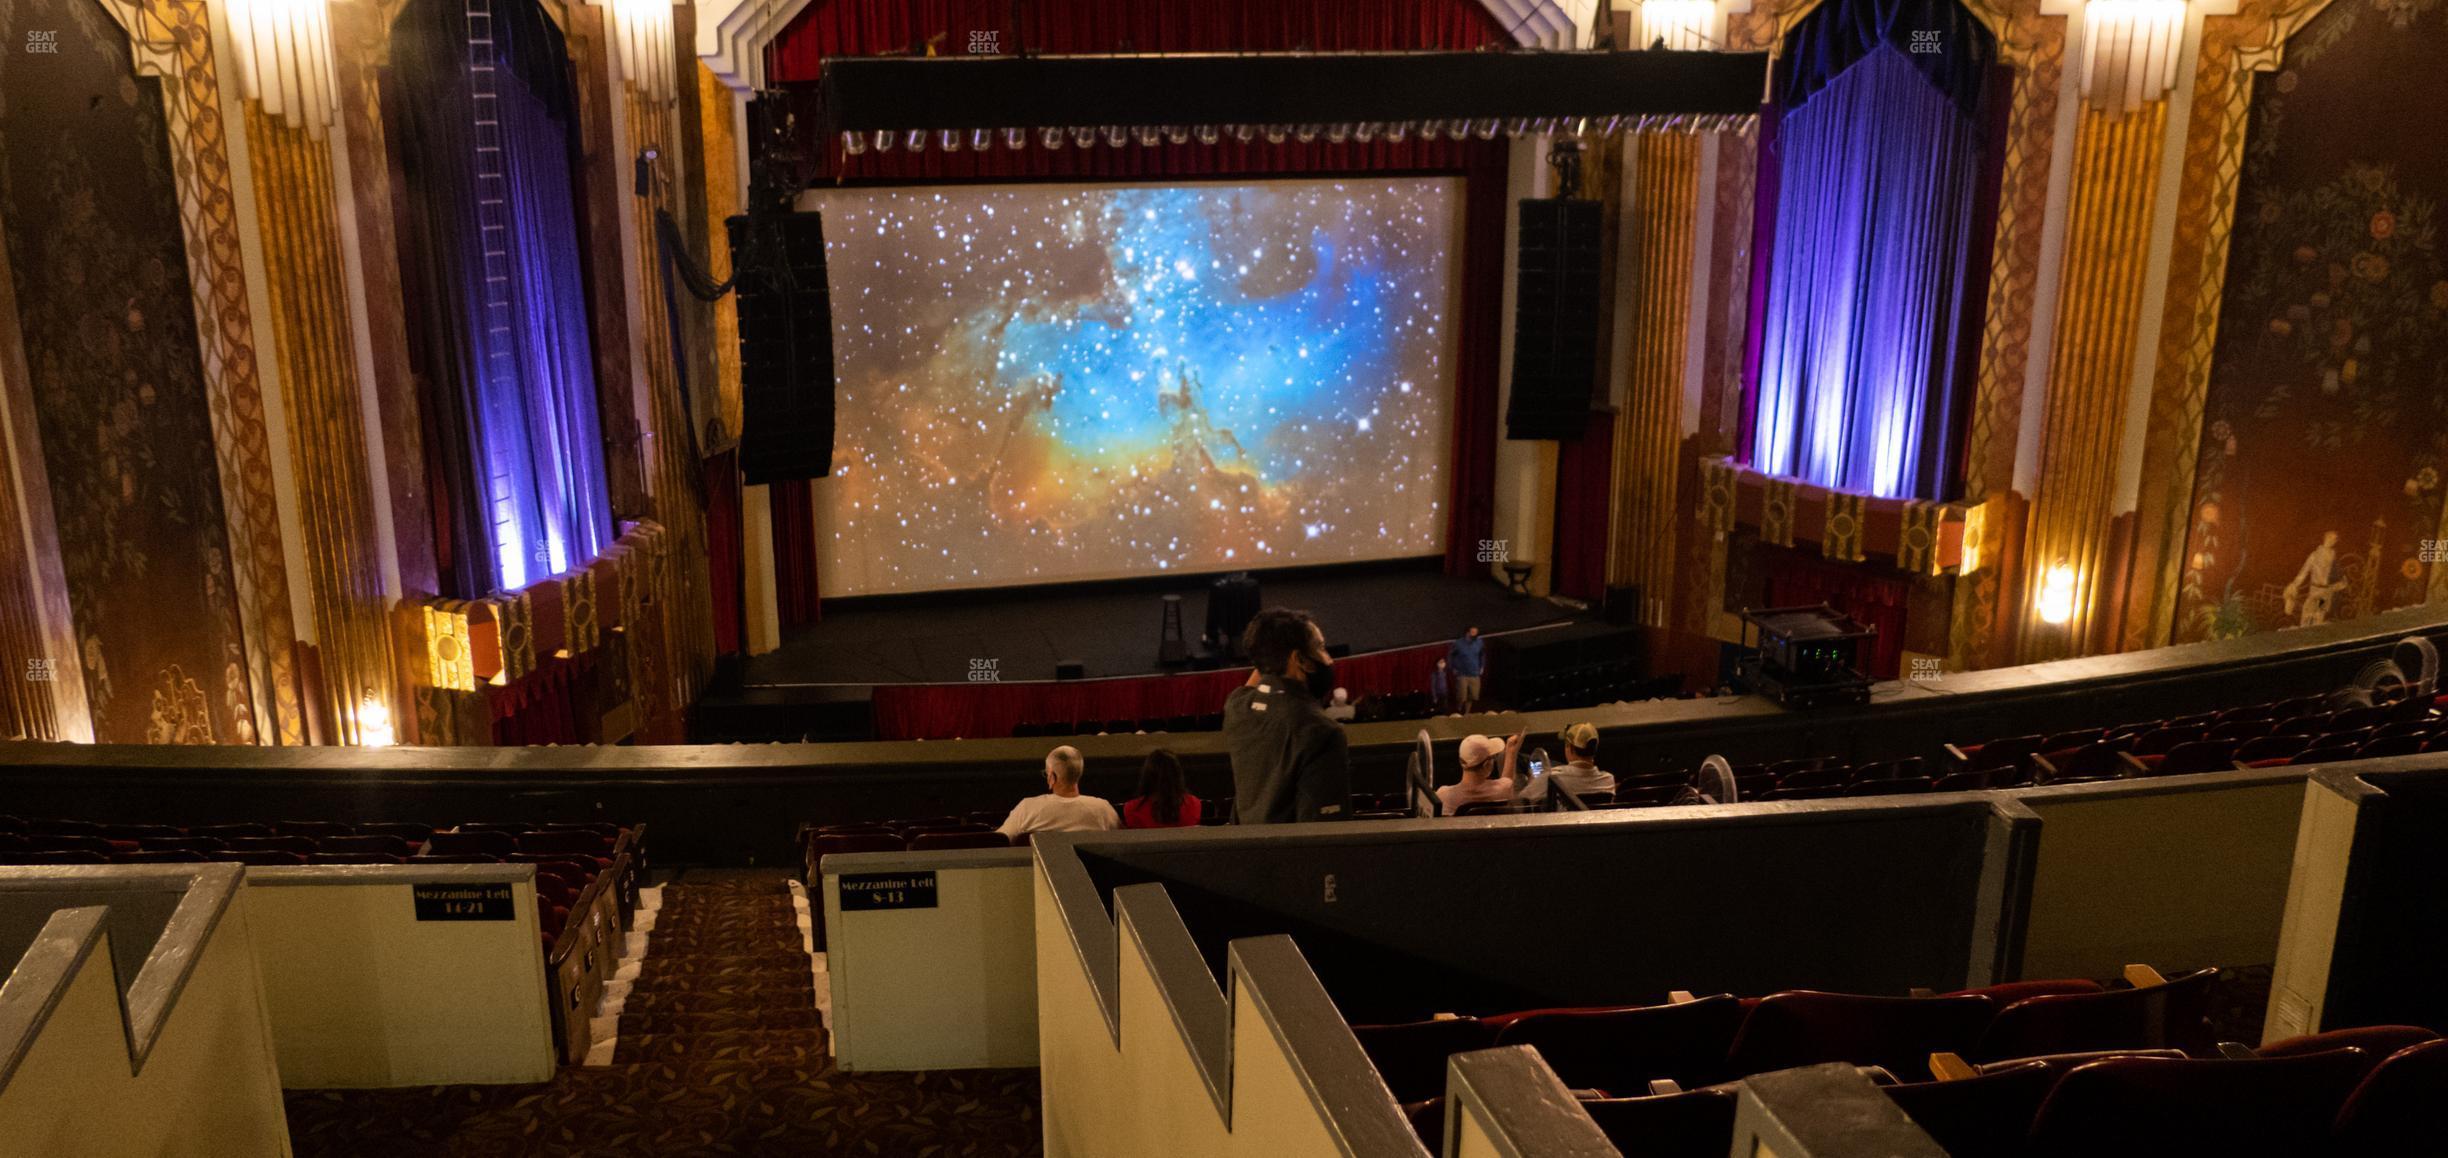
(996, 745, 1121, 840)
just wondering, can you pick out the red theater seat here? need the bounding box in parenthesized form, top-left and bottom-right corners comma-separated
(1727, 992, 1994, 1081)
(308, 853, 408, 865)
(425, 830, 519, 857)
(113, 851, 209, 864)
(1, 851, 109, 865)
(317, 834, 414, 857)
(2026, 1049, 2369, 1157)
(1490, 995, 1747, 1093)
(356, 821, 437, 842)
(1883, 1060, 2055, 1158)
(1578, 1088, 1739, 1158)
(221, 851, 308, 866)
(2330, 1039, 2448, 1154)
(1972, 968, 2217, 1061)
(813, 834, 905, 860)
(2257, 1024, 2437, 1070)
(1351, 1017, 1496, 1104)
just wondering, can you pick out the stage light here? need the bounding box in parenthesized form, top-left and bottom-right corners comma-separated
(2080, 0, 2188, 112)
(1295, 123, 1320, 143)
(1640, 0, 1719, 52)
(1264, 124, 1288, 144)
(1102, 125, 1128, 147)
(1353, 122, 1378, 142)
(842, 130, 868, 155)
(1326, 123, 1351, 144)
(1419, 118, 1446, 140)
(939, 129, 961, 151)
(1230, 123, 1255, 143)
(2037, 563, 2080, 626)
(221, 0, 339, 137)
(1384, 121, 1410, 142)
(905, 129, 926, 151)
(1133, 125, 1160, 146)
(972, 127, 994, 151)
(1195, 124, 1219, 145)
(1165, 125, 1190, 144)
(1473, 118, 1500, 140)
(1503, 117, 1530, 137)
(1600, 114, 1623, 135)
(1038, 126, 1063, 149)
(1070, 126, 1096, 147)
(874, 129, 895, 151)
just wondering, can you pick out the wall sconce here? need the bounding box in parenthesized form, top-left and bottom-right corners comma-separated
(603, 0, 676, 102)
(223, 0, 338, 137)
(2078, 0, 2187, 112)
(357, 690, 397, 747)
(2036, 562, 2080, 626)
(1638, 0, 1720, 51)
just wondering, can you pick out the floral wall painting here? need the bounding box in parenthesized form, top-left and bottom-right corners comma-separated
(2175, 0, 2448, 643)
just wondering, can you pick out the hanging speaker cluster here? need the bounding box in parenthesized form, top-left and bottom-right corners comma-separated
(1505, 198, 1606, 441)
(727, 212, 837, 485)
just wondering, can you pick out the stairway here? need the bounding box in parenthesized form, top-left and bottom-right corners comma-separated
(591, 871, 826, 1066)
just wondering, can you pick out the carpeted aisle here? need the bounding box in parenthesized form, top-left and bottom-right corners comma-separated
(282, 870, 1040, 1157)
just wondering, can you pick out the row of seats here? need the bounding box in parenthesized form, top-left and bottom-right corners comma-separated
(1407, 1026, 2448, 1157)
(1352, 966, 2217, 1104)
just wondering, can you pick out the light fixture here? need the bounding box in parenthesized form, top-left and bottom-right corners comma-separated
(1070, 125, 1096, 147)
(1325, 123, 1350, 144)
(1384, 121, 1410, 143)
(2079, 0, 2187, 112)
(1101, 125, 1128, 147)
(972, 127, 993, 151)
(601, 0, 676, 102)
(940, 129, 962, 151)
(1353, 122, 1378, 143)
(1165, 125, 1189, 145)
(842, 130, 868, 155)
(904, 128, 926, 151)
(873, 128, 894, 151)
(222, 0, 340, 137)
(1195, 124, 1220, 145)
(1264, 124, 1288, 144)
(1473, 118, 1500, 140)
(1294, 123, 1319, 143)
(357, 691, 396, 748)
(2037, 562, 2080, 626)
(1503, 116, 1530, 137)
(1133, 125, 1160, 146)
(1419, 118, 1446, 140)
(1230, 123, 1255, 143)
(1639, 0, 1719, 52)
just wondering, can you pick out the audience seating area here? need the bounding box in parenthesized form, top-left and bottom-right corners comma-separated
(1365, 965, 2448, 1156)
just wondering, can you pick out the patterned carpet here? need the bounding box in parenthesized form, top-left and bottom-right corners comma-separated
(283, 871, 1042, 1157)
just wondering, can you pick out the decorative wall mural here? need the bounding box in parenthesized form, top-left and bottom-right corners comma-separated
(2175, 0, 2448, 642)
(0, 0, 252, 741)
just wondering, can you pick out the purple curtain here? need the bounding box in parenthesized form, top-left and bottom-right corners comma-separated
(1746, 0, 1995, 501)
(387, 0, 611, 595)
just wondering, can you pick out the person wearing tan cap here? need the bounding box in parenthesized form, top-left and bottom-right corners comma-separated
(1435, 731, 1523, 813)
(1519, 722, 1617, 804)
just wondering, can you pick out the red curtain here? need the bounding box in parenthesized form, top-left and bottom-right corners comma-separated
(1442, 143, 1507, 576)
(772, 477, 822, 630)
(1550, 413, 1614, 601)
(871, 639, 1454, 740)
(705, 450, 745, 654)
(769, 0, 1512, 88)
(1762, 552, 1910, 680)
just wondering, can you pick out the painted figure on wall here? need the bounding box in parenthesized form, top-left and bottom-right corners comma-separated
(2283, 530, 2350, 627)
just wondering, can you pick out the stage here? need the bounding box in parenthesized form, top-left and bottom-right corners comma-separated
(739, 562, 1576, 687)
(695, 563, 1588, 741)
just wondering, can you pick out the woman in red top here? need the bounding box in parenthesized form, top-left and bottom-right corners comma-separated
(1121, 749, 1203, 828)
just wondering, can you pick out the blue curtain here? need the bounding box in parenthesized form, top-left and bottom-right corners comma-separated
(1746, 0, 1997, 501)
(388, 0, 611, 595)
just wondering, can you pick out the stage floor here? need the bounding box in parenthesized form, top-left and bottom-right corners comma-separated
(742, 567, 1579, 687)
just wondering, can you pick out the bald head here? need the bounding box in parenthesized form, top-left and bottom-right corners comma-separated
(1045, 745, 1085, 787)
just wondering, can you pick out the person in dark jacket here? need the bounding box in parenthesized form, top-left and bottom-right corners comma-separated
(1223, 607, 1351, 823)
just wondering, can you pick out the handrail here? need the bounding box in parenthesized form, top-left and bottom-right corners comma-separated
(0, 905, 109, 1093)
(0, 863, 241, 1076)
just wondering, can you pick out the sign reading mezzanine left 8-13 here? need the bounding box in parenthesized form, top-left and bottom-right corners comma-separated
(838, 871, 938, 911)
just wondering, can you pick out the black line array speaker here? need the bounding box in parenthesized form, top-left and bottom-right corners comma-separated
(729, 212, 837, 484)
(1506, 197, 1605, 441)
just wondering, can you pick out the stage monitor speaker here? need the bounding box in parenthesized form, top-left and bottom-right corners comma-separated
(729, 212, 837, 484)
(1505, 198, 1605, 441)
(1055, 660, 1086, 680)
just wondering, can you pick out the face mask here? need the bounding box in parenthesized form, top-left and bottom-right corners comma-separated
(1303, 655, 1336, 702)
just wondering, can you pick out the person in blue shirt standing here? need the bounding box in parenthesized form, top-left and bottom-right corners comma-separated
(1448, 626, 1485, 714)
(1429, 657, 1452, 714)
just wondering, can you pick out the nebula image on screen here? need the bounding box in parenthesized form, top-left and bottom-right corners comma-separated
(801, 178, 1461, 596)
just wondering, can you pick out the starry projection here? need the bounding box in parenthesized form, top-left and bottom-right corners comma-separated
(804, 178, 1461, 595)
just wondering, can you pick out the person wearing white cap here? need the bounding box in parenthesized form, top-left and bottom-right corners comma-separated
(1436, 731, 1523, 813)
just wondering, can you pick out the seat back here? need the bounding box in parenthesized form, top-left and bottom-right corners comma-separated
(1884, 1060, 2056, 1158)
(425, 829, 518, 857)
(316, 834, 414, 856)
(516, 829, 611, 855)
(1726, 992, 1994, 1080)
(2256, 1024, 2436, 1066)
(2330, 1038, 2448, 1154)
(2233, 733, 2312, 764)
(225, 836, 317, 855)
(2027, 1049, 2369, 1157)
(813, 833, 906, 860)
(1974, 968, 2217, 1061)
(1491, 995, 1747, 1093)
(2154, 739, 2239, 775)
(1579, 1088, 1738, 1158)
(1352, 1017, 1497, 1104)
(906, 831, 1011, 851)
